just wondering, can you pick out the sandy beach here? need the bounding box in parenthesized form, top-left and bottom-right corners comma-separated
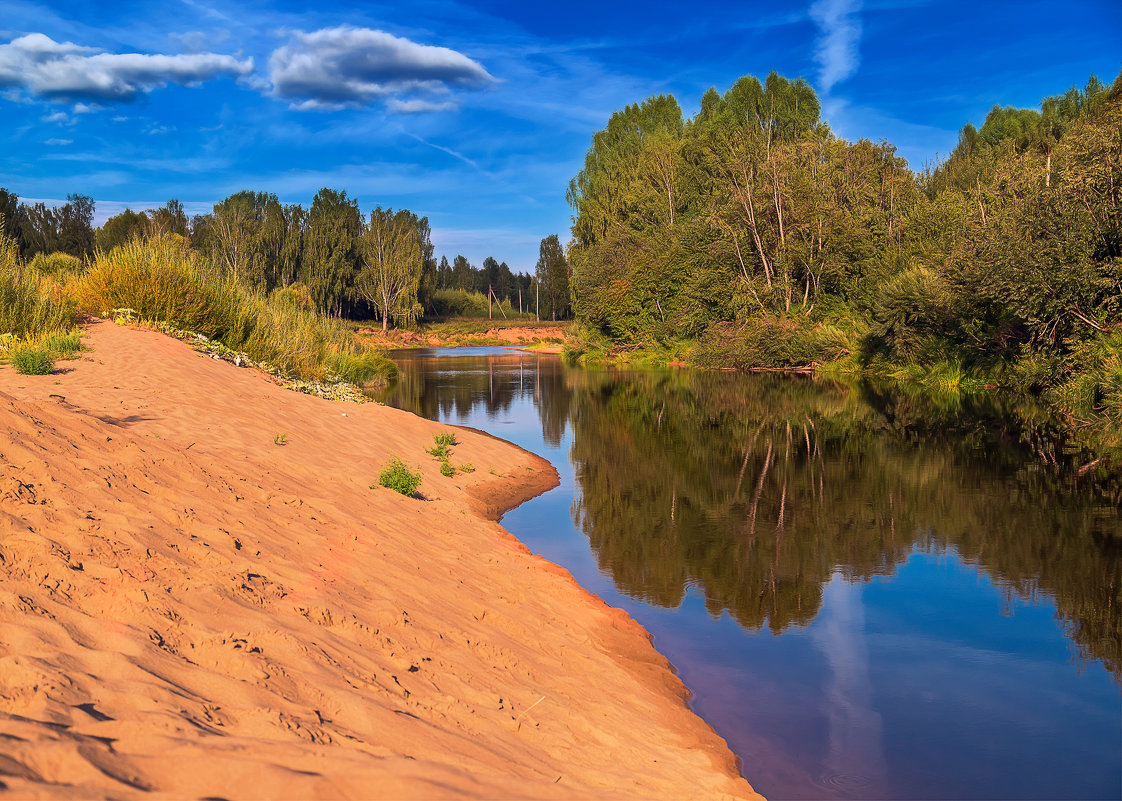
(0, 320, 760, 800)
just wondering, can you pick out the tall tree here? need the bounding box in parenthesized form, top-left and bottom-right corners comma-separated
(96, 208, 148, 252)
(18, 202, 59, 256)
(452, 254, 473, 291)
(0, 189, 20, 247)
(536, 234, 570, 321)
(415, 215, 437, 314)
(146, 199, 189, 238)
(278, 203, 306, 289)
(436, 255, 452, 289)
(302, 188, 362, 316)
(53, 194, 95, 258)
(354, 206, 424, 331)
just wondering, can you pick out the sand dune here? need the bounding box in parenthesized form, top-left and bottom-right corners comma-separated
(0, 320, 759, 800)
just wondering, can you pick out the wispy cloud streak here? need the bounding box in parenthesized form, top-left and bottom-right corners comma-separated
(809, 0, 863, 94)
(405, 132, 483, 171)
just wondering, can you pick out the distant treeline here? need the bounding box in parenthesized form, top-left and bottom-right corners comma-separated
(0, 188, 573, 326)
(566, 69, 1122, 435)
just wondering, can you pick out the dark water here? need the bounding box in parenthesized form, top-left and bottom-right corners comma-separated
(379, 348, 1122, 801)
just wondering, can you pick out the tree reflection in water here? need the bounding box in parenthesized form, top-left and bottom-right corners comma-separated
(381, 353, 1121, 680)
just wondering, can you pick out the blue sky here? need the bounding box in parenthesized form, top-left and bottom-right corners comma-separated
(2, 0, 1119, 270)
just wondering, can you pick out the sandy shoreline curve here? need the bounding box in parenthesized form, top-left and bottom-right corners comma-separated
(0, 320, 761, 800)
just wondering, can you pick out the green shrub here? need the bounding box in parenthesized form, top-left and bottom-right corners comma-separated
(10, 345, 54, 375)
(429, 288, 492, 318)
(38, 329, 83, 357)
(329, 348, 397, 385)
(694, 317, 851, 370)
(439, 460, 455, 477)
(0, 233, 80, 341)
(378, 457, 423, 496)
(28, 252, 83, 280)
(426, 431, 460, 460)
(1047, 333, 1122, 430)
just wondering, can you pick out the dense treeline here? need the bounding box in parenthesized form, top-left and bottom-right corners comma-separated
(1, 187, 573, 327)
(429, 236, 571, 321)
(566, 70, 1122, 435)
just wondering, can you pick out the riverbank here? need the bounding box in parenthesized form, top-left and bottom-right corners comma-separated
(356, 321, 568, 349)
(0, 320, 759, 800)
(563, 336, 1122, 460)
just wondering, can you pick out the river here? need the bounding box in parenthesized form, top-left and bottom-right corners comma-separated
(379, 347, 1121, 800)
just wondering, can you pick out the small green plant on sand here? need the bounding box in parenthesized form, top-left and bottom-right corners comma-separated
(10, 345, 54, 375)
(457, 462, 475, 473)
(427, 431, 466, 476)
(378, 456, 423, 496)
(273, 432, 288, 446)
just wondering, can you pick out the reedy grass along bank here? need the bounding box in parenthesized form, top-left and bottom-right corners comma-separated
(0, 231, 83, 372)
(76, 238, 395, 386)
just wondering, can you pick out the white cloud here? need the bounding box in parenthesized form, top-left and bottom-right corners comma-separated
(809, 0, 863, 94)
(44, 137, 72, 145)
(387, 97, 458, 114)
(0, 32, 254, 102)
(43, 110, 70, 124)
(268, 26, 495, 111)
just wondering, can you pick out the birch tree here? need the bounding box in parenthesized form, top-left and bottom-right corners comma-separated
(354, 206, 423, 331)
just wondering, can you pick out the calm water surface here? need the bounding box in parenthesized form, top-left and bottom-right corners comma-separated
(380, 348, 1121, 800)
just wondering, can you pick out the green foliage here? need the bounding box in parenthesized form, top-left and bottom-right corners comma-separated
(863, 266, 960, 362)
(427, 288, 527, 319)
(430, 287, 490, 317)
(28, 251, 83, 279)
(1048, 334, 1122, 431)
(96, 208, 149, 253)
(378, 457, 423, 496)
(535, 234, 571, 321)
(694, 318, 850, 370)
(9, 344, 54, 375)
(37, 329, 82, 357)
(426, 431, 462, 476)
(10, 194, 95, 259)
(353, 206, 427, 330)
(0, 231, 80, 342)
(328, 349, 397, 386)
(433, 431, 457, 447)
(273, 432, 288, 446)
(302, 188, 362, 316)
(566, 66, 1122, 440)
